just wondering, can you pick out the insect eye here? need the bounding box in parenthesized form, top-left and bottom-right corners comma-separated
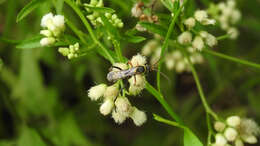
(137, 66, 145, 73)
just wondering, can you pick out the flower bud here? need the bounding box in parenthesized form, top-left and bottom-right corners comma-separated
(176, 60, 186, 73)
(100, 99, 114, 115)
(53, 15, 65, 28)
(130, 54, 147, 67)
(105, 12, 112, 18)
(40, 30, 52, 37)
(41, 13, 54, 27)
(194, 10, 208, 23)
(227, 27, 239, 39)
(192, 36, 204, 51)
(224, 127, 238, 142)
(226, 116, 241, 127)
(115, 97, 132, 116)
(58, 47, 70, 56)
(88, 84, 107, 101)
(214, 121, 226, 132)
(178, 31, 192, 45)
(130, 107, 147, 126)
(117, 22, 124, 28)
(112, 110, 127, 124)
(205, 33, 217, 47)
(67, 53, 74, 59)
(235, 139, 244, 146)
(241, 135, 257, 144)
(215, 134, 227, 146)
(40, 37, 55, 46)
(184, 17, 196, 29)
(104, 85, 119, 100)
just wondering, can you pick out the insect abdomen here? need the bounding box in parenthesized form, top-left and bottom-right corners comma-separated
(107, 68, 137, 82)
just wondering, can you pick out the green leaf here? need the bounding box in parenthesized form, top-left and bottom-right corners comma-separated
(184, 129, 203, 146)
(160, 0, 174, 12)
(16, 35, 42, 49)
(17, 127, 46, 146)
(138, 22, 167, 36)
(84, 4, 115, 13)
(18, 50, 47, 117)
(16, 0, 46, 22)
(123, 35, 146, 43)
(0, 37, 20, 44)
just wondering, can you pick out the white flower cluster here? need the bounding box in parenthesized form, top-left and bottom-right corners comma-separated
(165, 48, 204, 73)
(40, 13, 65, 46)
(87, 54, 148, 126)
(58, 43, 80, 59)
(88, 82, 147, 126)
(208, 0, 241, 39)
(212, 116, 260, 146)
(85, 0, 123, 28)
(141, 39, 204, 73)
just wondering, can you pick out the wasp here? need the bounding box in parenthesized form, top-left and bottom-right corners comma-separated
(107, 62, 151, 83)
(107, 60, 169, 83)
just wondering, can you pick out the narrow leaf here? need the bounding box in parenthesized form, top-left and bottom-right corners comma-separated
(16, 0, 45, 22)
(123, 35, 146, 43)
(160, 0, 174, 12)
(184, 129, 203, 146)
(16, 35, 42, 49)
(138, 22, 167, 36)
(84, 4, 115, 13)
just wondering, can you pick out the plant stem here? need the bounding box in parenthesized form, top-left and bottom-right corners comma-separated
(204, 49, 260, 69)
(112, 40, 124, 62)
(181, 48, 219, 121)
(206, 113, 213, 146)
(64, 0, 115, 64)
(157, 0, 188, 92)
(153, 114, 185, 129)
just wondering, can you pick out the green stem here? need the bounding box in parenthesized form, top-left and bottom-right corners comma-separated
(206, 113, 213, 146)
(157, 0, 188, 92)
(146, 82, 183, 124)
(153, 114, 185, 129)
(112, 40, 124, 62)
(181, 48, 219, 121)
(216, 34, 231, 41)
(64, 0, 115, 64)
(204, 49, 260, 69)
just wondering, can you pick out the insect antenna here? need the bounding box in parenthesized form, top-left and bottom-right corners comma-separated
(152, 68, 171, 84)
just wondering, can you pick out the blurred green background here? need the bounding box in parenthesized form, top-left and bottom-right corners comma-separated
(0, 0, 260, 146)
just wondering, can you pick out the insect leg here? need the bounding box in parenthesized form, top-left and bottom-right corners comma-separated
(127, 60, 133, 68)
(134, 75, 137, 85)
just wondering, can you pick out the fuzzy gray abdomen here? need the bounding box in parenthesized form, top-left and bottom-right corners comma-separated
(106, 69, 137, 82)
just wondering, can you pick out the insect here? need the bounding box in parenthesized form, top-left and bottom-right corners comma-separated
(107, 62, 151, 83)
(107, 60, 169, 83)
